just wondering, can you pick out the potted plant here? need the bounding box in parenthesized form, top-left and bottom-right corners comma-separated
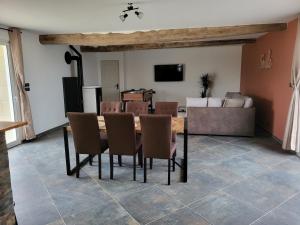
(201, 73, 210, 98)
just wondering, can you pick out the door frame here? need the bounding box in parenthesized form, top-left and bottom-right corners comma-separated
(0, 41, 22, 148)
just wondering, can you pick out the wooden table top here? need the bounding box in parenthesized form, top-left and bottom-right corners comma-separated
(0, 121, 27, 132)
(67, 116, 184, 134)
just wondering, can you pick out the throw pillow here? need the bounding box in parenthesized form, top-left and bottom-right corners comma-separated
(223, 98, 245, 107)
(208, 97, 224, 107)
(186, 97, 207, 107)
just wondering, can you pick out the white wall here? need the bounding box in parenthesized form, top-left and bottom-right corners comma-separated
(98, 46, 242, 106)
(82, 52, 99, 86)
(21, 31, 72, 134)
(1, 28, 100, 135)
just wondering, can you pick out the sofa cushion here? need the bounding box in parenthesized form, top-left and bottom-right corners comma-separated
(243, 97, 253, 108)
(225, 92, 242, 98)
(223, 98, 245, 107)
(208, 97, 224, 107)
(186, 97, 207, 107)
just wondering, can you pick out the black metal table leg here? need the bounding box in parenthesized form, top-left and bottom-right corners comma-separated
(183, 117, 188, 182)
(63, 126, 71, 175)
(63, 126, 96, 176)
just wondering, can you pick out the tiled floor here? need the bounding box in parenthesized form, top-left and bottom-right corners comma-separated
(8, 131, 300, 225)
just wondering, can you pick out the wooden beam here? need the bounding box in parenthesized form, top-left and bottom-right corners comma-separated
(39, 23, 286, 46)
(80, 39, 256, 52)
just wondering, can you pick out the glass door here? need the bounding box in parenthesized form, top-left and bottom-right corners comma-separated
(0, 43, 21, 147)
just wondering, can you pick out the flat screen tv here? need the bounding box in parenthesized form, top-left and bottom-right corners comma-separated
(154, 64, 184, 82)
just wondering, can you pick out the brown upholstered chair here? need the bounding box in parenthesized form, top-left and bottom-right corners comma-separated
(100, 101, 122, 115)
(104, 112, 142, 181)
(140, 114, 176, 185)
(155, 102, 179, 117)
(154, 101, 178, 166)
(67, 112, 109, 179)
(125, 102, 149, 116)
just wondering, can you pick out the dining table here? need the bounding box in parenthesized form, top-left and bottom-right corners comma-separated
(63, 116, 188, 182)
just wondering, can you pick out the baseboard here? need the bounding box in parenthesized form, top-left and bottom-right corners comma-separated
(255, 123, 282, 144)
(22, 123, 68, 143)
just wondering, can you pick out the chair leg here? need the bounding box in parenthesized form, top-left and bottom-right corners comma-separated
(168, 159, 171, 185)
(150, 158, 153, 170)
(172, 151, 176, 172)
(138, 149, 143, 168)
(76, 153, 80, 178)
(144, 158, 147, 183)
(133, 154, 136, 181)
(118, 155, 122, 167)
(110, 154, 114, 179)
(89, 154, 93, 166)
(98, 154, 101, 179)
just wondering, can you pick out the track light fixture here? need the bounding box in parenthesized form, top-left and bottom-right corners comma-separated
(119, 3, 143, 22)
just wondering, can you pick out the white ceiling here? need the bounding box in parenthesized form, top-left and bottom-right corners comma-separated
(0, 0, 299, 34)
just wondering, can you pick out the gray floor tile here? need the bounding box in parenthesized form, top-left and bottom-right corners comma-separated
(160, 169, 229, 205)
(219, 154, 269, 178)
(48, 185, 113, 217)
(118, 186, 184, 224)
(8, 130, 298, 225)
(63, 200, 133, 225)
(252, 195, 300, 225)
(148, 207, 210, 225)
(15, 197, 61, 225)
(224, 175, 297, 212)
(190, 191, 264, 225)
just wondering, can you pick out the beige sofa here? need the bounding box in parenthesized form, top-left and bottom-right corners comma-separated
(186, 95, 255, 136)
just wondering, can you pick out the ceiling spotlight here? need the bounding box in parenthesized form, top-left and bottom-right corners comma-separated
(119, 13, 128, 22)
(119, 3, 143, 22)
(135, 11, 144, 19)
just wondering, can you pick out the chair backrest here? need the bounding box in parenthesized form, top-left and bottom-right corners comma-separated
(100, 101, 122, 115)
(126, 102, 148, 116)
(104, 112, 136, 155)
(67, 112, 101, 155)
(155, 102, 178, 117)
(140, 114, 172, 159)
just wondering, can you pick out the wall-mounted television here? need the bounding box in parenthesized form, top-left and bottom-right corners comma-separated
(154, 64, 184, 82)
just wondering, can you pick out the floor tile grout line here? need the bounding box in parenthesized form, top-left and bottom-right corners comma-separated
(88, 172, 147, 225)
(248, 191, 300, 225)
(143, 205, 187, 225)
(33, 165, 67, 225)
(185, 164, 275, 208)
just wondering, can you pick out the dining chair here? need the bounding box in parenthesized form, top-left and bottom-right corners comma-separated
(153, 101, 179, 168)
(125, 101, 149, 116)
(140, 114, 176, 185)
(155, 101, 179, 117)
(104, 112, 142, 181)
(100, 101, 122, 115)
(67, 112, 109, 179)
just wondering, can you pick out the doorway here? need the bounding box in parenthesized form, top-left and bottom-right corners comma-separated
(100, 60, 120, 101)
(0, 44, 21, 147)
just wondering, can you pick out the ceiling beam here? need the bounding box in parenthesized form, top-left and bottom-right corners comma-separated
(39, 23, 286, 46)
(80, 39, 256, 52)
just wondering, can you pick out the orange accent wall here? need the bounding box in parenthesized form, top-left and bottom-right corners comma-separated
(240, 19, 298, 140)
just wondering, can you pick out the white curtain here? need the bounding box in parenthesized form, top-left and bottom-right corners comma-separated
(283, 17, 300, 154)
(8, 28, 36, 140)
